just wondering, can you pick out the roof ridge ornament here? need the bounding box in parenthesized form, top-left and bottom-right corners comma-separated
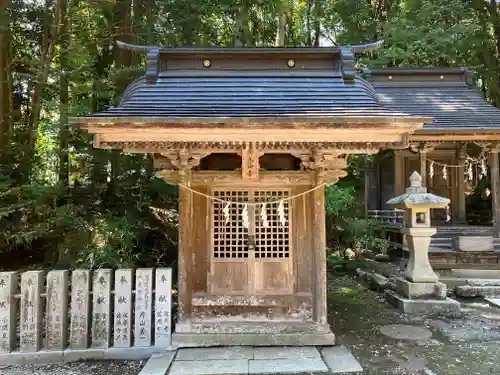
(145, 48, 160, 84)
(116, 39, 384, 54)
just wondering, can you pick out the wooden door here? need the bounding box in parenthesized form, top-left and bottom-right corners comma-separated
(209, 188, 293, 295)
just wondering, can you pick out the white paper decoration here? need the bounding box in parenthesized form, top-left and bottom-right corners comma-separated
(278, 200, 286, 226)
(429, 161, 434, 180)
(467, 162, 473, 181)
(260, 203, 269, 228)
(241, 204, 249, 229)
(442, 165, 447, 181)
(481, 157, 488, 178)
(223, 202, 231, 224)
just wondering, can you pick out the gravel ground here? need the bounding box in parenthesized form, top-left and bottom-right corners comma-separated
(0, 360, 145, 375)
(329, 272, 500, 374)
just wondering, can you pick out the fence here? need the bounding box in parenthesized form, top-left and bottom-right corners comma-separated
(0, 268, 174, 365)
(367, 209, 404, 227)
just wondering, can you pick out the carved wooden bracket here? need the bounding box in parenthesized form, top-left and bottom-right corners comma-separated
(306, 149, 348, 185)
(409, 142, 438, 154)
(240, 142, 263, 181)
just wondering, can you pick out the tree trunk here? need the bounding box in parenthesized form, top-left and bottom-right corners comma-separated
(276, 0, 287, 47)
(0, 0, 13, 154)
(18, 0, 61, 182)
(234, 1, 250, 47)
(58, 0, 70, 187)
(313, 0, 322, 47)
(106, 0, 132, 203)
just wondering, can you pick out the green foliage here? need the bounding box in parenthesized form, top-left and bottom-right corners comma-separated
(1, 0, 499, 271)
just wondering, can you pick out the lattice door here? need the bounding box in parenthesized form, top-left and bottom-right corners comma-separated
(209, 189, 293, 295)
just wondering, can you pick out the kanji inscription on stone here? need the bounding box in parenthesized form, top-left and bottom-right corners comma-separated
(46, 270, 69, 350)
(70, 270, 90, 349)
(134, 268, 152, 347)
(91, 269, 112, 349)
(20, 271, 44, 352)
(154, 268, 172, 348)
(113, 269, 132, 348)
(0, 272, 18, 353)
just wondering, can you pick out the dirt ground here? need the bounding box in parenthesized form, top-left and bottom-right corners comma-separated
(3, 273, 500, 375)
(329, 274, 500, 375)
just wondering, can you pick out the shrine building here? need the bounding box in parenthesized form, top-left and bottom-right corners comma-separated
(73, 41, 500, 347)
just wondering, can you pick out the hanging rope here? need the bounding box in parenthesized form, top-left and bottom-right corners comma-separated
(425, 156, 484, 168)
(425, 154, 488, 182)
(177, 182, 326, 206)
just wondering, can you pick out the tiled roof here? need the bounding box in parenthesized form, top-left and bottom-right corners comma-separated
(366, 68, 500, 130)
(88, 72, 410, 119)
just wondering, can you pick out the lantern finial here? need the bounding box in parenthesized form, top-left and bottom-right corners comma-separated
(409, 171, 422, 188)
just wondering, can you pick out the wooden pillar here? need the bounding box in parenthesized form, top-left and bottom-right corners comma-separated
(419, 150, 427, 187)
(489, 148, 500, 238)
(394, 150, 405, 196)
(311, 149, 328, 327)
(456, 145, 467, 224)
(177, 165, 193, 326)
(311, 181, 327, 326)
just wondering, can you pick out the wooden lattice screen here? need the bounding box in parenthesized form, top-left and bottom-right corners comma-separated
(212, 189, 290, 259)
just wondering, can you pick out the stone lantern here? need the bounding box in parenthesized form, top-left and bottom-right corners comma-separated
(385, 171, 460, 314)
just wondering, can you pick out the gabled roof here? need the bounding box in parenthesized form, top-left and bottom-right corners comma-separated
(93, 73, 410, 119)
(364, 68, 500, 131)
(78, 41, 423, 123)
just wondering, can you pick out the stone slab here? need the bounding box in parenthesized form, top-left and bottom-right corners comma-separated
(438, 277, 468, 289)
(395, 278, 446, 300)
(466, 279, 500, 287)
(485, 298, 500, 308)
(456, 285, 500, 297)
(453, 236, 493, 252)
(0, 347, 175, 366)
(172, 332, 335, 347)
(321, 346, 363, 373)
(168, 359, 249, 375)
(385, 290, 461, 315)
(0, 351, 65, 366)
(248, 357, 328, 374)
(451, 269, 500, 279)
(253, 346, 320, 360)
(176, 346, 253, 361)
(379, 324, 432, 341)
(139, 352, 176, 375)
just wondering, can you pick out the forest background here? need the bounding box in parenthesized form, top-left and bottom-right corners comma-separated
(0, 0, 499, 271)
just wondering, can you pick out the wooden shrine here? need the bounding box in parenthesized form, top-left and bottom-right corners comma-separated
(73, 41, 430, 346)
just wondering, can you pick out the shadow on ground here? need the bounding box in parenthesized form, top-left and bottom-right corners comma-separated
(329, 273, 500, 375)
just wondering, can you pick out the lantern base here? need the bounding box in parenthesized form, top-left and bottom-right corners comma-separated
(385, 290, 460, 315)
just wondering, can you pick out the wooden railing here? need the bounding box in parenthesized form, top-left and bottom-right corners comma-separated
(0, 268, 174, 364)
(367, 209, 404, 227)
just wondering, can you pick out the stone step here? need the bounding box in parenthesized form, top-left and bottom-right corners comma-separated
(144, 346, 364, 375)
(455, 285, 500, 297)
(451, 269, 500, 279)
(465, 279, 500, 287)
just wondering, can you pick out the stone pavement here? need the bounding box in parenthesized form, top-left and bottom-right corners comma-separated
(139, 346, 363, 375)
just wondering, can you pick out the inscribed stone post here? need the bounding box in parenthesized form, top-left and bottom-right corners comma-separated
(114, 269, 132, 348)
(20, 271, 44, 352)
(0, 272, 18, 353)
(134, 269, 153, 347)
(154, 268, 172, 348)
(70, 270, 90, 349)
(92, 269, 112, 348)
(45, 270, 69, 350)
